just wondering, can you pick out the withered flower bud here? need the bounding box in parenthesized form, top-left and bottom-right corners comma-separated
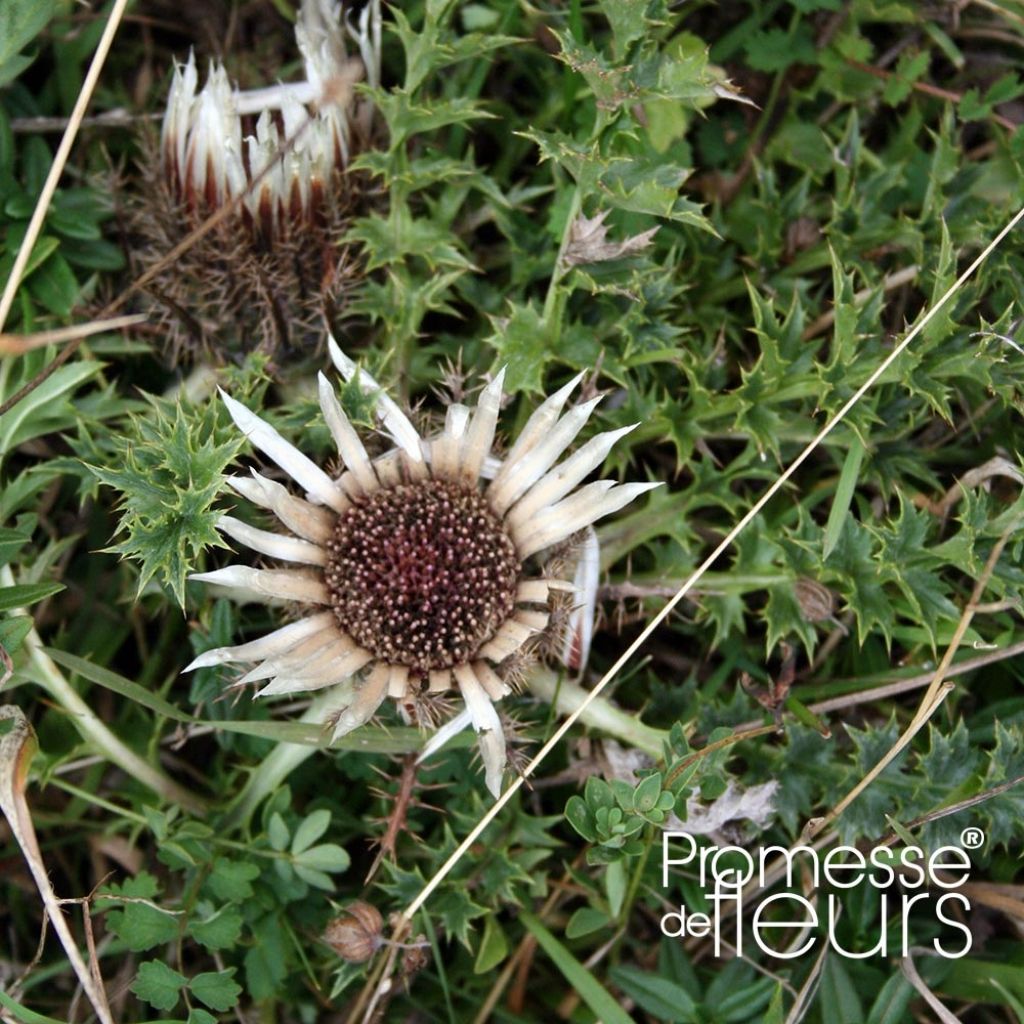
(793, 577, 835, 622)
(130, 0, 382, 364)
(401, 936, 431, 981)
(323, 900, 384, 963)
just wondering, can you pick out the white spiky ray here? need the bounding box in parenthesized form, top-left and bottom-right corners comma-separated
(159, 0, 382, 233)
(218, 516, 326, 566)
(506, 423, 638, 527)
(454, 664, 505, 797)
(317, 372, 377, 493)
(326, 333, 424, 461)
(489, 372, 584, 489)
(509, 480, 616, 549)
(162, 52, 197, 187)
(459, 368, 505, 483)
(235, 632, 346, 684)
(488, 396, 602, 514)
(257, 649, 372, 696)
(220, 389, 349, 513)
(227, 472, 336, 543)
(331, 663, 389, 741)
(517, 481, 662, 558)
(190, 565, 329, 604)
(184, 613, 334, 671)
(562, 527, 600, 671)
(416, 708, 473, 762)
(188, 347, 651, 797)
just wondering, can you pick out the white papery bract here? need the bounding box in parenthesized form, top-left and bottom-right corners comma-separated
(161, 0, 379, 239)
(186, 340, 657, 797)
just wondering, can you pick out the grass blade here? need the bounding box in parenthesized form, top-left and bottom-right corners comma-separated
(519, 912, 635, 1024)
(823, 435, 864, 560)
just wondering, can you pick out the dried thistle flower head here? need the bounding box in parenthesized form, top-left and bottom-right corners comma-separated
(131, 0, 381, 364)
(185, 339, 658, 797)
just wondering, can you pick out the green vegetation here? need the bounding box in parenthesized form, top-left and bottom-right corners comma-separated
(2, 0, 1024, 1021)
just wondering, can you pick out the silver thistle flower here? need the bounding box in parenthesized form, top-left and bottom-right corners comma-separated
(185, 340, 657, 796)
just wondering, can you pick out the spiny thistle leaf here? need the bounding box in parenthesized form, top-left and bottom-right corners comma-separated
(89, 396, 244, 608)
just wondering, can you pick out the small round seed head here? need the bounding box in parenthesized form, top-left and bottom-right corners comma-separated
(325, 479, 520, 680)
(794, 577, 836, 622)
(323, 900, 384, 963)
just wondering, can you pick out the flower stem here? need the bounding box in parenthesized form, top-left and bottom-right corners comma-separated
(225, 687, 353, 830)
(528, 668, 667, 759)
(541, 184, 583, 333)
(228, 670, 669, 828)
(2, 567, 207, 815)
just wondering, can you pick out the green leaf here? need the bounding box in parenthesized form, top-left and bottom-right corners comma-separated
(190, 906, 243, 951)
(473, 914, 509, 973)
(939, 956, 1024, 1005)
(555, 35, 634, 110)
(0, 527, 29, 567)
(293, 863, 335, 890)
(27, 252, 79, 317)
(374, 92, 494, 149)
(0, 0, 56, 77)
(389, 5, 514, 94)
(87, 394, 244, 607)
(819, 954, 863, 1023)
(0, 581, 63, 613)
(45, 648, 191, 722)
(634, 772, 663, 814)
(598, 0, 651, 55)
(763, 983, 786, 1024)
(604, 858, 628, 918)
(767, 122, 832, 178)
(483, 302, 552, 394)
(609, 965, 698, 1022)
(131, 960, 187, 1012)
(206, 858, 260, 902)
(520, 913, 636, 1024)
(348, 209, 474, 271)
(244, 915, 288, 1002)
(188, 970, 242, 1012)
(745, 25, 817, 72)
(882, 49, 930, 106)
(823, 437, 865, 560)
(0, 616, 32, 656)
(0, 990, 67, 1024)
(0, 359, 102, 456)
(829, 519, 893, 647)
(565, 795, 597, 842)
(291, 808, 331, 854)
(294, 842, 351, 873)
(434, 886, 489, 950)
(0, 52, 34, 88)
(104, 900, 179, 953)
(566, 907, 612, 939)
(866, 971, 915, 1023)
(268, 812, 289, 851)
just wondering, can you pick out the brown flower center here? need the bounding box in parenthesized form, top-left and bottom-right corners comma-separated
(324, 479, 519, 677)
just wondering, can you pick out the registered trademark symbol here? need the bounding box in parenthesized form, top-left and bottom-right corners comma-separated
(960, 827, 985, 849)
